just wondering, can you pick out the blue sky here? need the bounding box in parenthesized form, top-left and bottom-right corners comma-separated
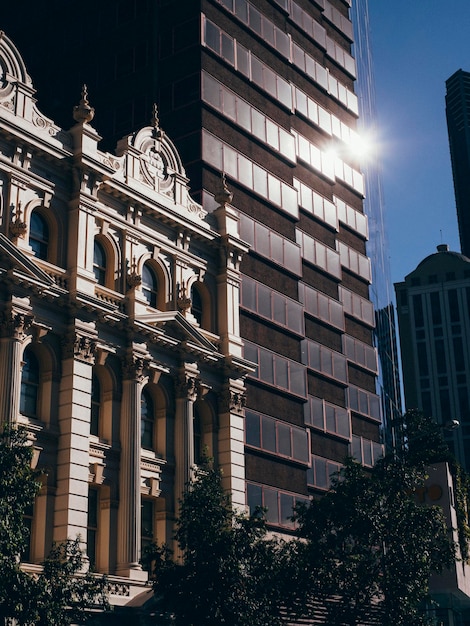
(367, 1, 470, 285)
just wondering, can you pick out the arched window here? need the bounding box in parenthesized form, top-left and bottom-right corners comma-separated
(141, 498, 154, 554)
(87, 487, 99, 568)
(141, 388, 154, 449)
(93, 240, 107, 286)
(193, 405, 203, 465)
(142, 263, 158, 308)
(191, 284, 203, 326)
(29, 211, 49, 261)
(91, 375, 101, 436)
(20, 349, 40, 418)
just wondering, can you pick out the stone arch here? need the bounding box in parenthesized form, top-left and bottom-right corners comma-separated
(138, 254, 169, 310)
(141, 381, 169, 459)
(194, 392, 218, 463)
(25, 200, 60, 265)
(20, 337, 58, 427)
(93, 232, 120, 291)
(188, 277, 215, 332)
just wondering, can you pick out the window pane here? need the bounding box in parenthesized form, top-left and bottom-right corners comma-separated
(261, 415, 276, 451)
(93, 240, 106, 285)
(249, 5, 262, 34)
(20, 350, 39, 417)
(275, 357, 289, 390)
(141, 389, 154, 448)
(259, 349, 274, 384)
(280, 493, 294, 527)
(246, 411, 261, 447)
(292, 428, 308, 463)
(264, 488, 278, 524)
(222, 89, 236, 120)
(257, 283, 272, 318)
(29, 212, 49, 260)
(237, 99, 251, 130)
(204, 19, 219, 52)
(91, 375, 100, 436)
(247, 483, 262, 515)
(278, 423, 291, 456)
(221, 33, 234, 65)
(273, 293, 286, 326)
(315, 458, 327, 488)
(142, 264, 158, 307)
(236, 43, 250, 77)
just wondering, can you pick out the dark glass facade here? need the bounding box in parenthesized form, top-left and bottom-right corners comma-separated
(446, 69, 470, 258)
(3, 0, 385, 527)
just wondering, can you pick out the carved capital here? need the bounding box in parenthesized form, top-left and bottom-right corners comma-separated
(0, 311, 34, 340)
(62, 331, 97, 363)
(175, 372, 199, 401)
(219, 387, 246, 414)
(122, 353, 147, 382)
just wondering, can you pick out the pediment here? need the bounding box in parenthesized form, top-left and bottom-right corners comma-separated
(0, 232, 54, 286)
(136, 310, 218, 354)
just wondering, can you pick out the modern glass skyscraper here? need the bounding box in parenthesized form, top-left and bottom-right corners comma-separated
(446, 69, 470, 258)
(3, 0, 387, 529)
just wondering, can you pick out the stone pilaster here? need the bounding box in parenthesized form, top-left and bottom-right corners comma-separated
(218, 380, 247, 510)
(116, 348, 148, 580)
(54, 325, 96, 546)
(174, 367, 199, 508)
(213, 179, 249, 358)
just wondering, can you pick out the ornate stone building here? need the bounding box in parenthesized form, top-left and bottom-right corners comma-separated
(0, 31, 251, 607)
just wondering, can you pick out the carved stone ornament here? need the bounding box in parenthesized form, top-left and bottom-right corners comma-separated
(122, 353, 147, 382)
(176, 372, 199, 401)
(75, 335, 97, 363)
(126, 272, 142, 288)
(176, 286, 192, 313)
(218, 388, 246, 414)
(10, 219, 27, 237)
(0, 311, 34, 340)
(62, 331, 97, 363)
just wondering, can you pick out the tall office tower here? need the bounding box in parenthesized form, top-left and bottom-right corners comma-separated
(395, 245, 470, 471)
(446, 69, 470, 258)
(2, 0, 383, 531)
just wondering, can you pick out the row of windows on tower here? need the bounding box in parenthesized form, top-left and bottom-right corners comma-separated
(21, 349, 204, 460)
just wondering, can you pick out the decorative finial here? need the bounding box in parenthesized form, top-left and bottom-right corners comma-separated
(73, 84, 95, 123)
(214, 172, 233, 207)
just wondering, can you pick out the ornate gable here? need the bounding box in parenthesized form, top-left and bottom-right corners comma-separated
(114, 105, 207, 223)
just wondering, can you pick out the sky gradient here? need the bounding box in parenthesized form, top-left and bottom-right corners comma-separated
(367, 1, 470, 286)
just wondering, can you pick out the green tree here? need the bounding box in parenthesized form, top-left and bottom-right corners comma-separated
(0, 424, 109, 625)
(295, 410, 456, 626)
(145, 457, 300, 626)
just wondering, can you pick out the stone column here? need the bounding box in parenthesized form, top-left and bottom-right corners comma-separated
(174, 367, 199, 508)
(0, 311, 33, 424)
(54, 327, 96, 545)
(116, 350, 148, 580)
